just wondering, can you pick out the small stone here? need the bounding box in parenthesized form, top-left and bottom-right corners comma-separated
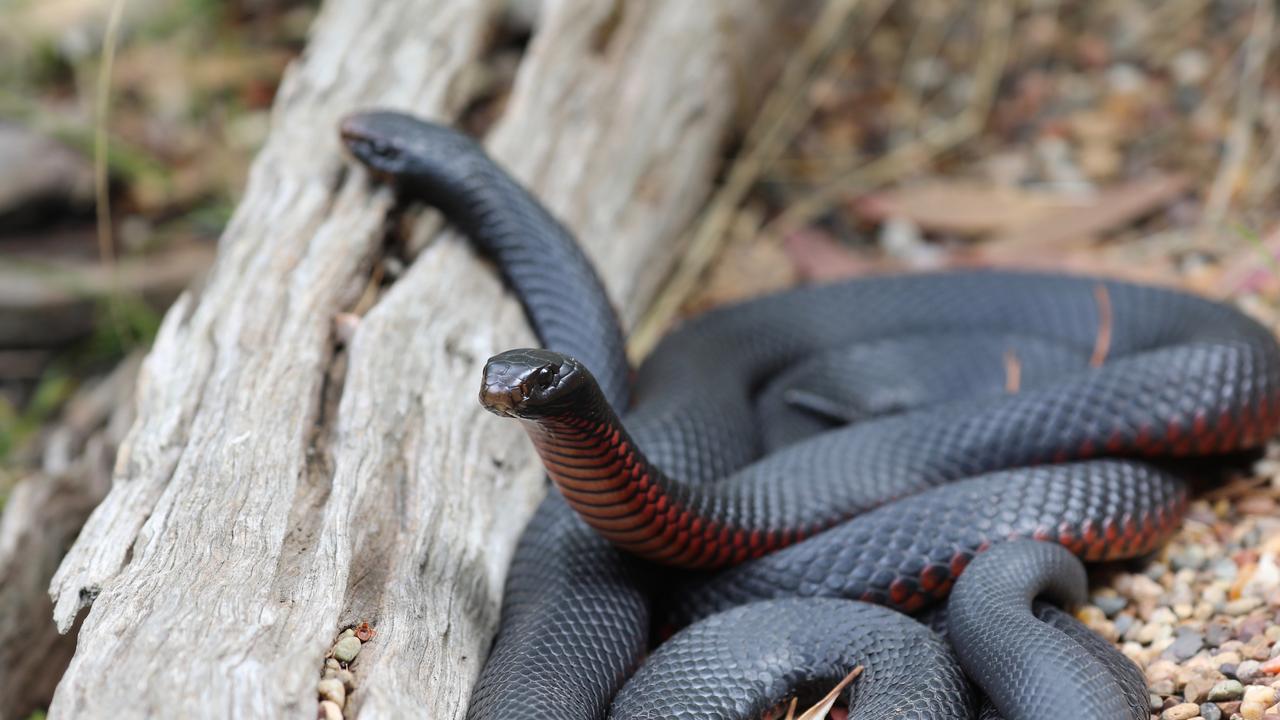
(1093, 594, 1129, 618)
(1212, 559, 1240, 582)
(1209, 680, 1246, 701)
(335, 669, 356, 689)
(1241, 685, 1278, 719)
(319, 700, 343, 720)
(1150, 693, 1164, 711)
(1170, 631, 1206, 661)
(1243, 635, 1271, 661)
(1206, 621, 1234, 647)
(1171, 49, 1209, 85)
(1227, 598, 1264, 616)
(1260, 656, 1280, 675)
(325, 658, 341, 671)
(1215, 651, 1243, 667)
(1173, 546, 1208, 571)
(1077, 605, 1108, 627)
(1239, 616, 1269, 641)
(318, 678, 346, 708)
(339, 628, 356, 641)
(1194, 601, 1216, 621)
(1107, 63, 1146, 95)
(1161, 702, 1201, 720)
(1133, 574, 1166, 601)
(1150, 679, 1176, 696)
(1140, 621, 1174, 645)
(1200, 702, 1223, 720)
(1115, 613, 1136, 636)
(1238, 660, 1264, 683)
(1185, 676, 1217, 703)
(334, 636, 362, 663)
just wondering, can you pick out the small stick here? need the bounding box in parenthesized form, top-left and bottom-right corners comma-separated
(796, 665, 864, 720)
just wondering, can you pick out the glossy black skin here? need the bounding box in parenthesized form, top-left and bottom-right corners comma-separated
(947, 541, 1149, 720)
(342, 111, 1280, 720)
(611, 599, 974, 720)
(342, 111, 644, 720)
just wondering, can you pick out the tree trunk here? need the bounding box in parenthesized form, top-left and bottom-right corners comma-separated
(47, 1, 794, 717)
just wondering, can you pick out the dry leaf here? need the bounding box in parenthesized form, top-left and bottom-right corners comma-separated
(983, 173, 1190, 255)
(852, 182, 1075, 236)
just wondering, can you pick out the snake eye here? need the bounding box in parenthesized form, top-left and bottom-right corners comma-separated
(534, 366, 555, 388)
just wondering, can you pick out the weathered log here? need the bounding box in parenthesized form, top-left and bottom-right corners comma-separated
(48, 1, 794, 717)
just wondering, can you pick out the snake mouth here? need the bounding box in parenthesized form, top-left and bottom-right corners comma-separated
(479, 382, 531, 417)
(479, 348, 587, 419)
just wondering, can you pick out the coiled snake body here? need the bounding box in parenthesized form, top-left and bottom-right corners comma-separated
(342, 111, 1280, 719)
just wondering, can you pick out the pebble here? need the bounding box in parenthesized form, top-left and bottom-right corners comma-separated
(1077, 605, 1108, 628)
(1241, 685, 1277, 719)
(1115, 613, 1136, 636)
(1200, 703, 1223, 720)
(334, 636, 362, 663)
(1226, 598, 1264, 616)
(1173, 546, 1208, 571)
(1206, 622, 1234, 647)
(1184, 676, 1216, 703)
(1093, 594, 1129, 617)
(1237, 660, 1264, 683)
(1131, 574, 1166, 601)
(1107, 63, 1146, 95)
(1170, 631, 1206, 661)
(1211, 558, 1239, 581)
(1171, 49, 1209, 85)
(319, 700, 343, 720)
(1161, 702, 1200, 720)
(1207, 679, 1245, 701)
(1140, 621, 1174, 645)
(318, 678, 346, 708)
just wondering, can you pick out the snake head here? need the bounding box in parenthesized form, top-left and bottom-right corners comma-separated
(339, 111, 419, 176)
(480, 349, 591, 419)
(339, 110, 479, 181)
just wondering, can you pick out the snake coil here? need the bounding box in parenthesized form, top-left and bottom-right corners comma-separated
(344, 111, 1280, 719)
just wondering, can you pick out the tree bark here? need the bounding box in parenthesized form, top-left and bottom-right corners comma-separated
(47, 1, 793, 717)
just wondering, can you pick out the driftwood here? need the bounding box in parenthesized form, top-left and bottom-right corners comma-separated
(47, 1, 794, 717)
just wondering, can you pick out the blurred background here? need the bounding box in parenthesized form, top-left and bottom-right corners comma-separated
(2, 1, 1280, 715)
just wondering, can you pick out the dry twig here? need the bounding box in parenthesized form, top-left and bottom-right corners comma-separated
(1200, 0, 1273, 241)
(629, 0, 879, 358)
